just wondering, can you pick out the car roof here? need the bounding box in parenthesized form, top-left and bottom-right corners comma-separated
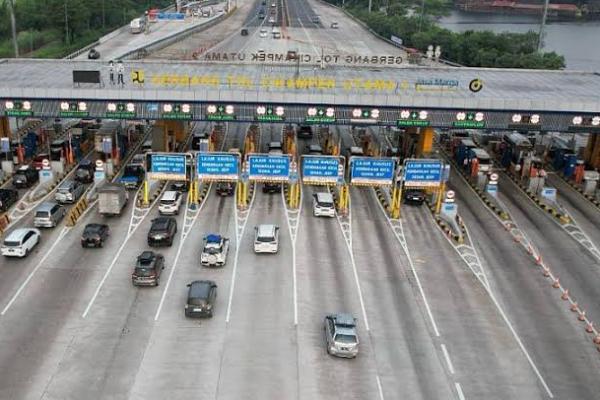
(161, 191, 178, 201)
(152, 217, 174, 227)
(58, 179, 75, 188)
(206, 234, 222, 243)
(137, 251, 156, 262)
(315, 192, 333, 202)
(269, 141, 282, 147)
(84, 223, 106, 232)
(333, 313, 356, 327)
(189, 280, 216, 298)
(256, 224, 277, 236)
(36, 202, 58, 211)
(5, 228, 35, 241)
(17, 165, 32, 171)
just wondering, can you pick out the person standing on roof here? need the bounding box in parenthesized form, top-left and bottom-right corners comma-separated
(117, 60, 125, 86)
(108, 60, 115, 85)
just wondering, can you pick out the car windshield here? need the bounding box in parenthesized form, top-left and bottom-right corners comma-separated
(160, 199, 174, 205)
(256, 235, 274, 243)
(3, 240, 20, 247)
(76, 169, 89, 176)
(14, 174, 26, 181)
(204, 243, 221, 254)
(84, 226, 101, 236)
(57, 187, 71, 194)
(35, 211, 48, 218)
(188, 297, 207, 306)
(317, 201, 333, 208)
(152, 220, 169, 231)
(334, 334, 357, 344)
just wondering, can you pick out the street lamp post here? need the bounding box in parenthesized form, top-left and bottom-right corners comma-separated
(537, 0, 550, 51)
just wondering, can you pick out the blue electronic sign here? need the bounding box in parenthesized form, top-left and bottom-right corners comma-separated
(301, 156, 342, 185)
(404, 159, 443, 187)
(350, 157, 395, 186)
(248, 154, 290, 182)
(147, 153, 187, 181)
(197, 152, 239, 181)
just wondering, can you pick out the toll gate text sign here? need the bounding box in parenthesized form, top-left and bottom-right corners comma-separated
(302, 156, 342, 185)
(404, 159, 443, 187)
(248, 154, 290, 182)
(147, 153, 187, 181)
(197, 152, 239, 181)
(350, 157, 395, 186)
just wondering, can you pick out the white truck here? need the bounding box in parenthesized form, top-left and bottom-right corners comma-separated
(98, 183, 129, 216)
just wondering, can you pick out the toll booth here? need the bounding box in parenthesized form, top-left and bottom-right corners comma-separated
(469, 148, 492, 173)
(447, 130, 470, 154)
(502, 132, 532, 168)
(456, 139, 476, 166)
(550, 137, 572, 170)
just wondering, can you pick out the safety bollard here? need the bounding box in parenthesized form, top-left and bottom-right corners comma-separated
(552, 278, 560, 289)
(561, 290, 569, 300)
(578, 310, 587, 321)
(586, 322, 594, 334)
(570, 303, 579, 312)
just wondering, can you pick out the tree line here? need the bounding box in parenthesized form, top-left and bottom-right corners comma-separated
(326, 0, 566, 69)
(0, 0, 173, 58)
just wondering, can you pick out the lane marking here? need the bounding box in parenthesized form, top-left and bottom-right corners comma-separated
(376, 375, 385, 400)
(282, 179, 302, 326)
(372, 191, 441, 337)
(455, 382, 466, 400)
(335, 191, 370, 331)
(1, 227, 70, 315)
(441, 343, 455, 375)
(154, 187, 211, 321)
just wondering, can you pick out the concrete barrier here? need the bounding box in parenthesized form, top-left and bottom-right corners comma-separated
(66, 196, 89, 227)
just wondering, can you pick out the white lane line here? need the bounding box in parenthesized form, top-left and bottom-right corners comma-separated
(455, 382, 466, 400)
(372, 191, 441, 337)
(283, 184, 302, 326)
(335, 191, 370, 331)
(376, 375, 385, 400)
(1, 227, 70, 315)
(225, 183, 257, 323)
(441, 343, 455, 375)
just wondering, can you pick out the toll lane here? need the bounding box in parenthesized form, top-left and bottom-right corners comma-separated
(129, 189, 237, 400)
(349, 187, 454, 400)
(33, 197, 184, 399)
(448, 169, 600, 399)
(546, 173, 600, 247)
(0, 196, 136, 400)
(497, 176, 600, 329)
(295, 186, 380, 400)
(215, 189, 297, 399)
(402, 204, 550, 399)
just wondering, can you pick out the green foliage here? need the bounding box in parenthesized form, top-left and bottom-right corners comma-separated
(0, 0, 173, 58)
(331, 2, 565, 69)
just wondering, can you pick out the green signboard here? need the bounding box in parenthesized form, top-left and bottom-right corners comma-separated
(106, 111, 136, 119)
(453, 120, 485, 129)
(397, 119, 430, 127)
(257, 114, 284, 122)
(162, 113, 193, 120)
(59, 111, 89, 118)
(207, 114, 235, 121)
(5, 110, 33, 117)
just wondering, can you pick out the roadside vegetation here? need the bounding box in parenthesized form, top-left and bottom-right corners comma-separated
(326, 0, 566, 69)
(0, 0, 173, 58)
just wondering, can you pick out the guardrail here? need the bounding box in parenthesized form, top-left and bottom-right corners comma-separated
(315, 0, 462, 68)
(121, 8, 235, 60)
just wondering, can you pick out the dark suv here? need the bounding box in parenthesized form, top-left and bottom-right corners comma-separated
(81, 223, 110, 248)
(216, 181, 235, 196)
(184, 280, 217, 318)
(13, 166, 39, 188)
(297, 124, 313, 139)
(147, 217, 177, 246)
(75, 160, 95, 183)
(0, 188, 18, 212)
(132, 251, 165, 286)
(262, 182, 281, 194)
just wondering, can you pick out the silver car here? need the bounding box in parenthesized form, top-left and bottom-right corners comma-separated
(324, 313, 359, 358)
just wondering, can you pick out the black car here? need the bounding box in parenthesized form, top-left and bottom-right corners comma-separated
(75, 160, 95, 183)
(88, 48, 100, 59)
(13, 166, 39, 189)
(241, 28, 249, 36)
(147, 217, 177, 247)
(262, 182, 281, 194)
(185, 280, 217, 318)
(132, 251, 165, 286)
(81, 223, 110, 247)
(297, 124, 313, 139)
(170, 181, 189, 192)
(403, 189, 426, 205)
(0, 188, 18, 212)
(216, 181, 235, 196)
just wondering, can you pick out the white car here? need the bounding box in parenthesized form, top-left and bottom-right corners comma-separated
(1, 228, 41, 258)
(269, 17, 275, 23)
(313, 192, 335, 217)
(158, 190, 183, 215)
(254, 224, 279, 253)
(201, 234, 230, 267)
(259, 29, 268, 38)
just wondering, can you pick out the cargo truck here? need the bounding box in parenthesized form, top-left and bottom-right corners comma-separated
(98, 183, 129, 216)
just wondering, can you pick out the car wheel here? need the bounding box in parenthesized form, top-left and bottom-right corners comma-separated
(99, 240, 103, 248)
(155, 278, 160, 286)
(24, 248, 29, 258)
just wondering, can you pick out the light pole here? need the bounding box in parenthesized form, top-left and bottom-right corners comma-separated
(64, 0, 70, 45)
(538, 0, 550, 51)
(6, 0, 19, 57)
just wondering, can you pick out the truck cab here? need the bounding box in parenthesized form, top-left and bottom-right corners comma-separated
(119, 164, 145, 190)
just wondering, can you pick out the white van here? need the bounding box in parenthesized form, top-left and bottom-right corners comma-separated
(313, 192, 335, 217)
(130, 18, 146, 34)
(1, 228, 41, 258)
(254, 224, 279, 253)
(272, 28, 281, 39)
